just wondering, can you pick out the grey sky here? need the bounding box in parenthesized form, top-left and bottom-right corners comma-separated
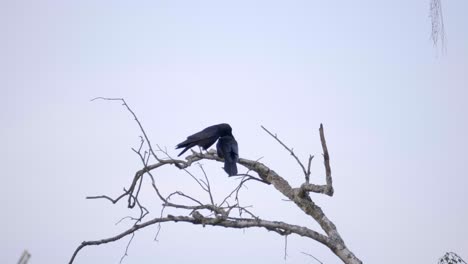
(1, 0, 467, 263)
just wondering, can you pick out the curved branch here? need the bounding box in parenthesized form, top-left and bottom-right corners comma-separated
(261, 125, 308, 178)
(69, 214, 331, 264)
(91, 97, 162, 162)
(79, 98, 361, 264)
(83, 137, 359, 263)
(189, 151, 359, 263)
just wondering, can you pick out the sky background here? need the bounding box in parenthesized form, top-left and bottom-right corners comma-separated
(1, 0, 468, 263)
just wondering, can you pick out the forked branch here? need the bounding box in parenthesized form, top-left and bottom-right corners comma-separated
(70, 98, 361, 264)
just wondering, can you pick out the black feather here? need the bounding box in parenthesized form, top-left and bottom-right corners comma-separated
(216, 135, 238, 176)
(176, 123, 232, 157)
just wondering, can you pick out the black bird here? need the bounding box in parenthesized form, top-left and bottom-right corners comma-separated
(216, 135, 238, 176)
(176, 123, 233, 157)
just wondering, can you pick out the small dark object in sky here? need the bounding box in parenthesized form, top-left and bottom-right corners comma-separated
(176, 123, 233, 157)
(216, 135, 238, 176)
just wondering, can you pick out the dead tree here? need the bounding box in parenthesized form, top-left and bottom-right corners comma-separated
(69, 98, 362, 264)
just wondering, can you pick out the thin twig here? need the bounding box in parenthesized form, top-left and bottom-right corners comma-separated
(261, 126, 308, 177)
(306, 155, 314, 183)
(301, 252, 323, 264)
(86, 192, 128, 204)
(91, 97, 162, 162)
(69, 215, 331, 264)
(119, 232, 135, 264)
(77, 98, 360, 263)
(199, 164, 215, 206)
(284, 235, 288, 260)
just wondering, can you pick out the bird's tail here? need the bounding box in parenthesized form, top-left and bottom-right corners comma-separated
(175, 140, 194, 157)
(177, 148, 188, 157)
(223, 161, 238, 176)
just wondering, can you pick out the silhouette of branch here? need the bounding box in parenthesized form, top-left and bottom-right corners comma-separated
(71, 99, 361, 264)
(302, 251, 323, 264)
(306, 154, 314, 183)
(319, 124, 333, 195)
(119, 232, 135, 264)
(91, 97, 162, 162)
(69, 214, 330, 264)
(261, 125, 309, 178)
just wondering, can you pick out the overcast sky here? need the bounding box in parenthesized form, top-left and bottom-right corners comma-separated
(2, 1, 468, 263)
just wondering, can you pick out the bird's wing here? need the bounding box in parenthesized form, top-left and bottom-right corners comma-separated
(216, 140, 224, 158)
(176, 125, 220, 149)
(176, 124, 225, 156)
(197, 136, 219, 150)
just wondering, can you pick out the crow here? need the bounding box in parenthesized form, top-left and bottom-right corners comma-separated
(216, 135, 238, 176)
(176, 123, 233, 157)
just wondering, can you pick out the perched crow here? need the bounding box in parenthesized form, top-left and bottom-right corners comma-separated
(216, 135, 238, 176)
(176, 123, 233, 157)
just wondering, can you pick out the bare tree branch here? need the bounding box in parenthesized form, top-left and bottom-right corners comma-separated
(91, 97, 162, 163)
(72, 99, 362, 264)
(69, 214, 331, 264)
(119, 232, 135, 264)
(306, 154, 314, 183)
(302, 251, 323, 264)
(319, 123, 334, 196)
(261, 125, 309, 178)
